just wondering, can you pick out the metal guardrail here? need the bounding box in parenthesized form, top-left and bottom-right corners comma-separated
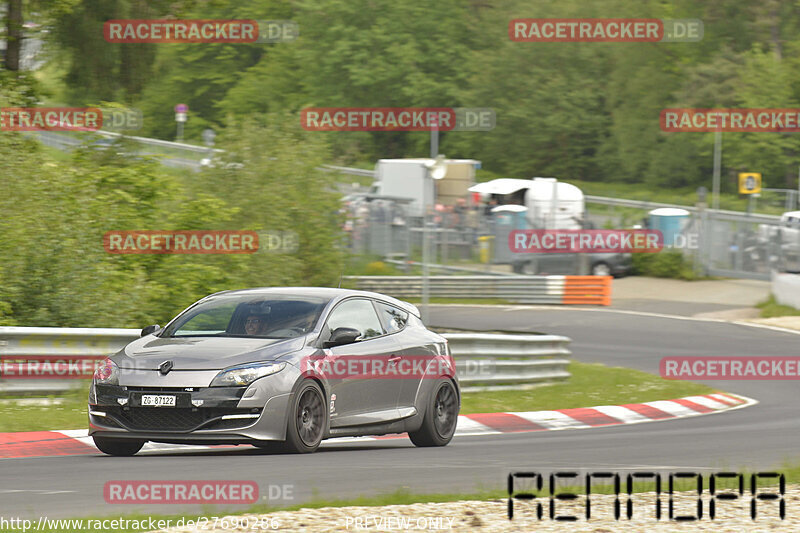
(0, 327, 140, 393)
(319, 165, 376, 178)
(0, 327, 571, 393)
(382, 259, 514, 276)
(96, 131, 224, 154)
(345, 275, 611, 305)
(31, 132, 375, 176)
(585, 195, 781, 223)
(446, 333, 571, 391)
(30, 130, 223, 155)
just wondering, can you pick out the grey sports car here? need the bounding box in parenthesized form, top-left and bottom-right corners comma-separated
(88, 287, 460, 456)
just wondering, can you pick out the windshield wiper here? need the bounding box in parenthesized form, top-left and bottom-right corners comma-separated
(167, 333, 226, 338)
(221, 334, 282, 339)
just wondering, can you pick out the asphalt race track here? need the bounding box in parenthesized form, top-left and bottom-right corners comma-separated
(2, 305, 798, 520)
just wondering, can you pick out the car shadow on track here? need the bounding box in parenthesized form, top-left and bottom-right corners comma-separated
(108, 442, 414, 458)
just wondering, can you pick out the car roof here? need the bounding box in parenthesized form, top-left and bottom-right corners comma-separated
(203, 287, 421, 317)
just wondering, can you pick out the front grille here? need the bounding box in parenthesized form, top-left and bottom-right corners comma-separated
(106, 407, 260, 431)
(122, 408, 206, 430)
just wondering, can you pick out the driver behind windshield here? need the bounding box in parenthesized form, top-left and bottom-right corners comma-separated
(244, 314, 267, 336)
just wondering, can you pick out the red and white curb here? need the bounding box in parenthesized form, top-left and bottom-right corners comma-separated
(450, 392, 755, 436)
(0, 393, 754, 459)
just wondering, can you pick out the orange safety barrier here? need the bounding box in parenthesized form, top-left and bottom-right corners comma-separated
(562, 275, 612, 306)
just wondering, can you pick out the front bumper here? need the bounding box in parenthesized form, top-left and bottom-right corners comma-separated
(90, 384, 261, 431)
(88, 366, 299, 443)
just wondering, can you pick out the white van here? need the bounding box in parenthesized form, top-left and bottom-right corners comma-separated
(524, 177, 585, 230)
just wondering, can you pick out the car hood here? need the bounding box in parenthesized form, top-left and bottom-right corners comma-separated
(114, 335, 307, 371)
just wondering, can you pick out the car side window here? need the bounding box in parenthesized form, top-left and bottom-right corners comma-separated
(375, 302, 408, 334)
(325, 299, 385, 340)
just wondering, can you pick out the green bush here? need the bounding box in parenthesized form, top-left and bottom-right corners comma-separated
(757, 295, 800, 318)
(364, 261, 396, 276)
(0, 105, 346, 327)
(632, 250, 698, 280)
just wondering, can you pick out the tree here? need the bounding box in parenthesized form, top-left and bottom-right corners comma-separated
(3, 0, 23, 71)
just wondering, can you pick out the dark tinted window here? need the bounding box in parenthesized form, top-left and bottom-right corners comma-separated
(326, 299, 384, 339)
(375, 301, 408, 334)
(162, 294, 328, 339)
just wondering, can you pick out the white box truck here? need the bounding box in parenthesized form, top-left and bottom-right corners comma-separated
(373, 159, 480, 217)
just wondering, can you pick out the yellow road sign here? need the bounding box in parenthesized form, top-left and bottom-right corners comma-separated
(739, 173, 761, 194)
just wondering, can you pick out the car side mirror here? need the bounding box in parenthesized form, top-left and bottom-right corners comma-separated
(141, 324, 161, 337)
(323, 327, 361, 348)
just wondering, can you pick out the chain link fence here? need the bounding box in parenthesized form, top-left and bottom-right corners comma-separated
(584, 197, 800, 280)
(342, 192, 800, 280)
(342, 199, 492, 263)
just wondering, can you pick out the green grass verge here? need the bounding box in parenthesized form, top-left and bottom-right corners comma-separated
(757, 295, 800, 318)
(0, 384, 90, 432)
(459, 361, 715, 414)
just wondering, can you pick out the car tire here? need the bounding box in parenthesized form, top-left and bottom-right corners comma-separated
(92, 436, 145, 456)
(591, 262, 611, 276)
(283, 380, 326, 453)
(409, 379, 459, 447)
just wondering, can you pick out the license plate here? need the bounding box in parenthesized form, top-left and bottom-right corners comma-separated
(141, 394, 176, 407)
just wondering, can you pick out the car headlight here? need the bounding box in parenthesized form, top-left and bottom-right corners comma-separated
(93, 358, 119, 386)
(210, 362, 286, 387)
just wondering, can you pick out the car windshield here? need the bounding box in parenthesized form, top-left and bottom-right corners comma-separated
(161, 294, 329, 339)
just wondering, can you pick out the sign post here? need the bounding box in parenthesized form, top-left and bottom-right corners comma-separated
(202, 128, 216, 147)
(739, 172, 762, 195)
(420, 155, 447, 324)
(739, 172, 762, 215)
(174, 103, 188, 142)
